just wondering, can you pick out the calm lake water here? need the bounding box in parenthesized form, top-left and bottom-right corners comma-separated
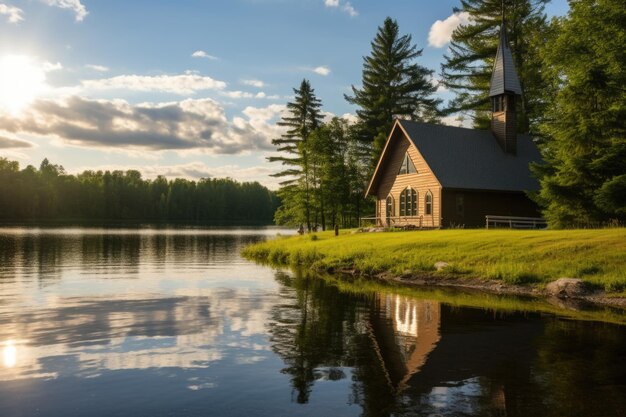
(0, 228, 624, 417)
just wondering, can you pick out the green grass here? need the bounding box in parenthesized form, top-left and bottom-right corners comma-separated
(242, 228, 626, 293)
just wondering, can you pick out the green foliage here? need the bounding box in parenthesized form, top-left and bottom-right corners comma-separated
(0, 157, 278, 224)
(303, 118, 371, 230)
(441, 0, 551, 132)
(269, 79, 324, 229)
(243, 228, 626, 292)
(270, 81, 371, 230)
(532, 0, 626, 227)
(346, 17, 441, 165)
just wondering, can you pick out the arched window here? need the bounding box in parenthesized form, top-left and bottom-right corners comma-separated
(425, 192, 433, 215)
(400, 188, 417, 216)
(386, 195, 394, 219)
(398, 153, 417, 175)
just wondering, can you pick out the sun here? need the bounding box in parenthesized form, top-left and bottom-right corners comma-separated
(0, 55, 46, 113)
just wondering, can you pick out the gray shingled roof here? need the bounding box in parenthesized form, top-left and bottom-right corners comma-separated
(400, 120, 541, 192)
(489, 25, 522, 97)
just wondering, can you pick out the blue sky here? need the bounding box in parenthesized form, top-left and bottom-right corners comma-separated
(0, 0, 568, 188)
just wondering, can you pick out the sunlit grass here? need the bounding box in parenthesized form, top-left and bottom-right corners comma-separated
(243, 228, 626, 292)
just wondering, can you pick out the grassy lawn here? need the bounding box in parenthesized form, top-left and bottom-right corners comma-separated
(242, 228, 626, 293)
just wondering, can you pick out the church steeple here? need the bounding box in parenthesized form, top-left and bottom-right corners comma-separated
(489, 15, 522, 154)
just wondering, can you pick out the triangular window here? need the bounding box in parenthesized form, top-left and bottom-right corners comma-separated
(398, 153, 417, 175)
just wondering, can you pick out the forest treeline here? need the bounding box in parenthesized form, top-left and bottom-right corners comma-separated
(0, 158, 279, 224)
(270, 0, 625, 229)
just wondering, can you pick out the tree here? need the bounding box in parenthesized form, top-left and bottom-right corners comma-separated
(0, 157, 278, 225)
(532, 0, 626, 227)
(269, 79, 324, 229)
(440, 0, 551, 132)
(346, 17, 440, 166)
(305, 118, 370, 230)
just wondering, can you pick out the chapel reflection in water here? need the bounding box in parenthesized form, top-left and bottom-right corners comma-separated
(269, 271, 626, 417)
(0, 230, 624, 417)
(368, 294, 440, 392)
(267, 270, 442, 415)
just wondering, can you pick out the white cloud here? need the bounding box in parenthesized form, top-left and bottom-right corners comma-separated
(221, 91, 254, 99)
(220, 90, 280, 100)
(191, 50, 219, 60)
(0, 97, 286, 155)
(312, 66, 331, 76)
(342, 2, 357, 17)
(81, 73, 227, 95)
(241, 104, 287, 143)
(428, 75, 448, 93)
(43, 0, 87, 22)
(428, 12, 471, 48)
(341, 113, 358, 125)
(441, 115, 471, 128)
(323, 0, 357, 17)
(43, 62, 63, 72)
(0, 3, 23, 23)
(241, 79, 265, 88)
(86, 64, 110, 72)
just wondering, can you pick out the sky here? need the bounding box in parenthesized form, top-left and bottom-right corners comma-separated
(0, 0, 568, 189)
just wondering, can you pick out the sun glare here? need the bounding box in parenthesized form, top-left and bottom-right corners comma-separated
(3, 340, 17, 368)
(0, 55, 46, 113)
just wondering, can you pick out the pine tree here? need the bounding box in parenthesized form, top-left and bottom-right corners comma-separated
(269, 79, 323, 229)
(306, 117, 368, 230)
(441, 0, 550, 132)
(532, 0, 626, 227)
(346, 17, 440, 166)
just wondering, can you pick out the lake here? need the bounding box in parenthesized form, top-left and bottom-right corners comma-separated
(0, 228, 624, 417)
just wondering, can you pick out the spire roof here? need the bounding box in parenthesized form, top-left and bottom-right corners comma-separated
(488, 24, 523, 97)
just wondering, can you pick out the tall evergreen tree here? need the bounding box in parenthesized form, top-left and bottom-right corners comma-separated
(441, 0, 551, 132)
(269, 80, 324, 229)
(532, 0, 626, 227)
(346, 17, 440, 166)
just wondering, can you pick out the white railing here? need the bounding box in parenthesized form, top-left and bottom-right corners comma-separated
(485, 215, 547, 229)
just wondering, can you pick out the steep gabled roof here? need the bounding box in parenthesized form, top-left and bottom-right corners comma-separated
(489, 25, 523, 97)
(367, 120, 541, 195)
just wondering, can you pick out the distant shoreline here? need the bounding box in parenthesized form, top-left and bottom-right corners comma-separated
(0, 220, 278, 228)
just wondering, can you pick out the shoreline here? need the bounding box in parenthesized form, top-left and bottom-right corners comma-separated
(242, 228, 626, 313)
(332, 267, 626, 310)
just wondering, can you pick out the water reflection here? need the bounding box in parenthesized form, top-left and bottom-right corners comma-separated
(0, 229, 624, 417)
(269, 270, 626, 417)
(369, 295, 440, 391)
(2, 341, 16, 368)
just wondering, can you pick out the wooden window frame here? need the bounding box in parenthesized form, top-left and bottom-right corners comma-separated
(400, 188, 418, 217)
(425, 191, 433, 215)
(398, 153, 417, 176)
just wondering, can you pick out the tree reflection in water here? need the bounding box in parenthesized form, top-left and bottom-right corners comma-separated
(269, 270, 626, 417)
(268, 270, 442, 415)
